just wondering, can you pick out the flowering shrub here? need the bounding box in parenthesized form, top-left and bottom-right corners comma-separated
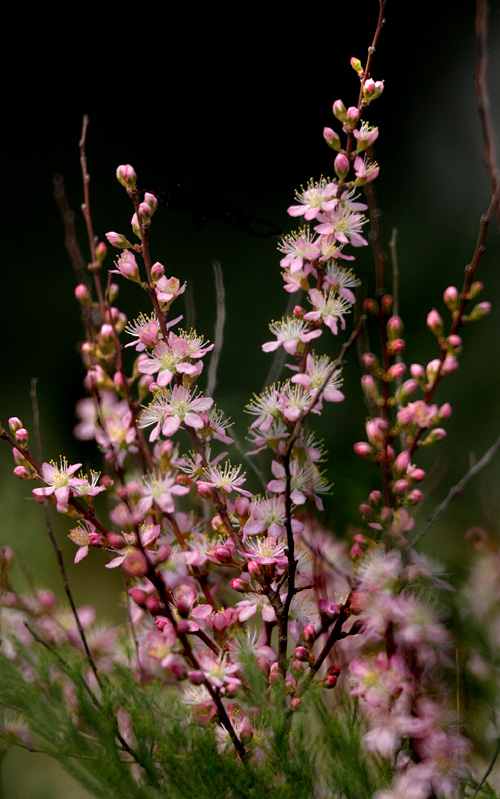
(1, 3, 500, 798)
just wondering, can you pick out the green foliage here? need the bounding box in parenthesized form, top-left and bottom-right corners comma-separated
(0, 632, 389, 799)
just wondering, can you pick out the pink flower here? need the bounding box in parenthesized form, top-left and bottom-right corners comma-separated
(262, 317, 322, 355)
(33, 458, 87, 512)
(139, 386, 213, 441)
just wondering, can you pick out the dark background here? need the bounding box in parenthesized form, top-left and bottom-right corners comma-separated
(1, 3, 499, 793)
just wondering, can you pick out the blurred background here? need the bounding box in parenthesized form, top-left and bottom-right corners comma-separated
(1, 1, 499, 795)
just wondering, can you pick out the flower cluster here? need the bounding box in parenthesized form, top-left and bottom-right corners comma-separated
(1, 22, 497, 799)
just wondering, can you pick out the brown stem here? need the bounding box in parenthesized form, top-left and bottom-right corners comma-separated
(407, 181, 500, 458)
(475, 0, 500, 226)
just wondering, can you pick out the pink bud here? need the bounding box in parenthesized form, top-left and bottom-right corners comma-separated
(13, 465, 30, 479)
(75, 283, 92, 304)
(116, 164, 137, 189)
(145, 596, 162, 614)
(427, 309, 443, 336)
(346, 106, 360, 129)
(387, 363, 406, 381)
(122, 550, 149, 576)
(361, 374, 378, 400)
(369, 490, 382, 505)
(353, 442, 374, 458)
(323, 127, 340, 150)
(381, 294, 393, 313)
(399, 379, 419, 397)
(362, 352, 378, 372)
(393, 478, 411, 495)
(294, 646, 309, 662)
(407, 489, 423, 504)
(37, 589, 57, 610)
(443, 285, 459, 310)
(332, 99, 347, 122)
(303, 623, 316, 642)
(410, 363, 425, 381)
(469, 301, 491, 321)
(151, 261, 165, 280)
(105, 231, 131, 249)
(394, 451, 411, 474)
(14, 428, 29, 446)
(364, 298, 379, 314)
(437, 402, 452, 420)
(293, 305, 305, 317)
(446, 334, 462, 353)
(410, 468, 426, 482)
(188, 670, 205, 685)
(334, 153, 350, 180)
(8, 417, 23, 433)
(230, 577, 248, 591)
(387, 315, 403, 340)
(387, 338, 406, 355)
(107, 532, 126, 549)
(441, 356, 459, 375)
(96, 241, 107, 262)
(426, 359, 441, 381)
(129, 588, 148, 606)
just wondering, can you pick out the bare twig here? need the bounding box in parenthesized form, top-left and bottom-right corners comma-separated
(205, 260, 226, 398)
(475, 0, 500, 227)
(411, 430, 500, 547)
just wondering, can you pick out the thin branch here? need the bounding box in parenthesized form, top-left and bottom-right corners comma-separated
(205, 260, 226, 398)
(411, 430, 500, 547)
(475, 0, 500, 226)
(472, 737, 500, 798)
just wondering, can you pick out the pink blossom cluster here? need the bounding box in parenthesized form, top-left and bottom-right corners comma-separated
(2, 41, 495, 795)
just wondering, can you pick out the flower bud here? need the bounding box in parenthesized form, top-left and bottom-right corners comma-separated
(346, 106, 360, 129)
(369, 490, 382, 505)
(387, 338, 405, 356)
(381, 294, 393, 314)
(353, 442, 374, 458)
(122, 550, 149, 576)
(362, 352, 379, 372)
(427, 309, 443, 336)
(407, 489, 423, 505)
(441, 356, 459, 375)
(470, 281, 484, 298)
(95, 241, 107, 262)
(116, 164, 137, 190)
(323, 127, 341, 150)
(129, 588, 148, 606)
(334, 153, 350, 180)
(426, 359, 441, 382)
(75, 283, 92, 304)
(105, 231, 133, 249)
(332, 99, 347, 123)
(363, 297, 379, 315)
(393, 478, 411, 495)
(303, 623, 316, 642)
(14, 428, 29, 446)
(151, 261, 165, 281)
(361, 374, 378, 401)
(145, 595, 162, 614)
(394, 451, 411, 474)
(387, 315, 403, 340)
(387, 363, 406, 381)
(294, 646, 309, 662)
(443, 285, 459, 311)
(410, 363, 425, 381)
(350, 57, 363, 75)
(13, 465, 30, 479)
(468, 301, 491, 321)
(8, 417, 23, 433)
(422, 428, 447, 446)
